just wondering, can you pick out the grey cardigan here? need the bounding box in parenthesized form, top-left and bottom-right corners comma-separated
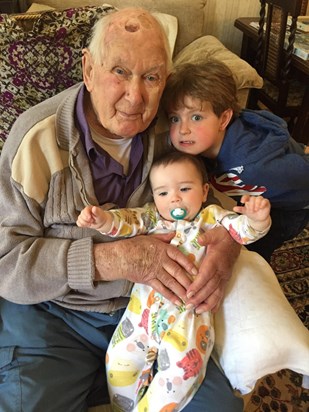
(0, 83, 170, 313)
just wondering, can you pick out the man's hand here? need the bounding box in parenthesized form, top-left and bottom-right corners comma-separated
(185, 226, 241, 313)
(93, 233, 198, 306)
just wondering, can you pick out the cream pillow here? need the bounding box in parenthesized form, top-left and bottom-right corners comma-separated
(152, 11, 178, 57)
(213, 248, 309, 395)
(174, 35, 263, 90)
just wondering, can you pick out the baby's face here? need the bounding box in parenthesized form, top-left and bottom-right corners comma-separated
(150, 160, 209, 221)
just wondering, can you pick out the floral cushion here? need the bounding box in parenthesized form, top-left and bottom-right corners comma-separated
(0, 5, 116, 151)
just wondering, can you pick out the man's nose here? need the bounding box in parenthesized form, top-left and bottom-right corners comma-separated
(125, 78, 144, 105)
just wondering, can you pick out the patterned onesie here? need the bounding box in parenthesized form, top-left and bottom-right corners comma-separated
(104, 203, 269, 412)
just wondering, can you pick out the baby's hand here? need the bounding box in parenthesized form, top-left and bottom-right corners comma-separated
(233, 195, 271, 224)
(77, 206, 112, 232)
(76, 205, 96, 228)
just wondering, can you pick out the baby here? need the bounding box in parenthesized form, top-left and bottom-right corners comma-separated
(77, 151, 271, 412)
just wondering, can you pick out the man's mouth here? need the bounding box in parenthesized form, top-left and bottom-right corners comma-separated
(118, 111, 141, 120)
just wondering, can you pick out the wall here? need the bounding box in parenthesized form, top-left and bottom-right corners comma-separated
(204, 0, 309, 56)
(204, 0, 260, 55)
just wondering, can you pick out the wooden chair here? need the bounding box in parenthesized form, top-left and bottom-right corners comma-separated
(247, 0, 307, 134)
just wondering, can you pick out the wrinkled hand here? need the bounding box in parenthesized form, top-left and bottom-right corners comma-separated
(185, 226, 241, 313)
(94, 233, 198, 305)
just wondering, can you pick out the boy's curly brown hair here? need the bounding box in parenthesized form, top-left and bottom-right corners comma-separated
(162, 60, 240, 118)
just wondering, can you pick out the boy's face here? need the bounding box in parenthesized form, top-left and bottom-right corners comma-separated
(150, 160, 209, 221)
(167, 96, 232, 159)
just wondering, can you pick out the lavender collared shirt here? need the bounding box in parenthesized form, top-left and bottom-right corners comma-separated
(75, 86, 144, 208)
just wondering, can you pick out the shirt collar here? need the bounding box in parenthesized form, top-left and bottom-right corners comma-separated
(76, 85, 158, 155)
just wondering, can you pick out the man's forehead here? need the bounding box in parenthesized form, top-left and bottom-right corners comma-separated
(105, 9, 161, 41)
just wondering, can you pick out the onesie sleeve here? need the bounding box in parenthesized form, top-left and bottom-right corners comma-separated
(103, 203, 158, 237)
(202, 204, 270, 245)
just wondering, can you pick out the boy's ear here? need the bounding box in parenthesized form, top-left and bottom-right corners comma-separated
(219, 108, 233, 131)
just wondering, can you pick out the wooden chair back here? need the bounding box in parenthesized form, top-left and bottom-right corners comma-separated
(248, 0, 306, 127)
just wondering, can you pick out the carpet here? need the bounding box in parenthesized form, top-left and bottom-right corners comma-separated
(244, 227, 309, 412)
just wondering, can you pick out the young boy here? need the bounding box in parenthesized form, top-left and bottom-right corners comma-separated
(162, 60, 309, 261)
(77, 151, 271, 412)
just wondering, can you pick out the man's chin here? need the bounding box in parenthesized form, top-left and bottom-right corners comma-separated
(115, 121, 149, 138)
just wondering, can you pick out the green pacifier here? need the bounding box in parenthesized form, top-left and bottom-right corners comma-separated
(170, 208, 187, 220)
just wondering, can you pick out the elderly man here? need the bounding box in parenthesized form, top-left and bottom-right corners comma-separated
(0, 8, 242, 411)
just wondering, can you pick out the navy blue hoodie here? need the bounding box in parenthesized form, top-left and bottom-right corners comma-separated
(206, 110, 309, 210)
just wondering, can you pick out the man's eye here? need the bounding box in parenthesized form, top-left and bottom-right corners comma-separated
(192, 114, 202, 121)
(145, 74, 160, 83)
(113, 67, 126, 76)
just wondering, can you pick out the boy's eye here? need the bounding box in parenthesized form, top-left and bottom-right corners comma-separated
(168, 116, 179, 124)
(192, 114, 202, 121)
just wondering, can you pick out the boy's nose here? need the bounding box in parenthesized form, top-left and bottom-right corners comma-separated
(179, 122, 190, 135)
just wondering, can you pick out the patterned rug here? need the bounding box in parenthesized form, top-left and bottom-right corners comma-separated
(244, 228, 309, 412)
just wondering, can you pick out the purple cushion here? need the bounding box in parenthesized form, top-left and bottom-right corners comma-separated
(0, 5, 115, 152)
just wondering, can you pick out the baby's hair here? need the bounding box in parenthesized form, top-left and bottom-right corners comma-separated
(151, 151, 208, 184)
(162, 60, 240, 117)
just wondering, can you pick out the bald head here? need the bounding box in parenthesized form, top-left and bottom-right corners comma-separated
(107, 8, 158, 34)
(88, 8, 172, 71)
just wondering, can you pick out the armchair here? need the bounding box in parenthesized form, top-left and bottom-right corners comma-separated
(0, 2, 307, 412)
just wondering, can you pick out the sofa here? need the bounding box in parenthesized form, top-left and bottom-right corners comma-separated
(1, 1, 308, 412)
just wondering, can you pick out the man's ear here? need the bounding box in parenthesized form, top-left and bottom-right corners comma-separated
(82, 48, 94, 92)
(219, 108, 234, 131)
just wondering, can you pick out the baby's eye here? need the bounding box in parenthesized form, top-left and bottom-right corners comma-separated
(168, 115, 179, 124)
(192, 114, 202, 121)
(158, 191, 168, 197)
(180, 187, 191, 192)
